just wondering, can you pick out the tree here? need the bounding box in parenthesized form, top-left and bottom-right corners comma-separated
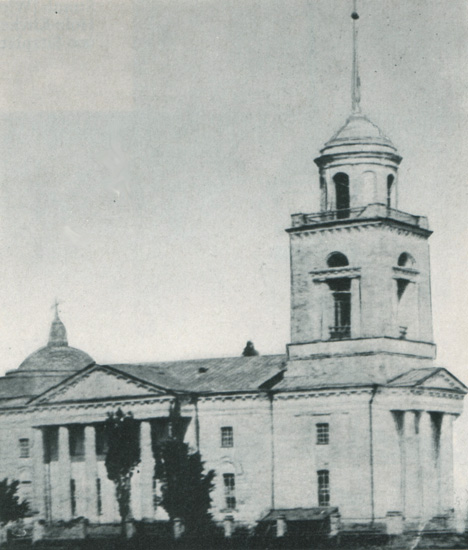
(154, 438, 215, 536)
(0, 479, 30, 525)
(242, 340, 259, 356)
(103, 409, 140, 536)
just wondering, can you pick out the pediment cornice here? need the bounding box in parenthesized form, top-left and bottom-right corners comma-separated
(29, 364, 173, 406)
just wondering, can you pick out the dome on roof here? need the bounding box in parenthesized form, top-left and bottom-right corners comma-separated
(11, 308, 94, 375)
(17, 345, 94, 373)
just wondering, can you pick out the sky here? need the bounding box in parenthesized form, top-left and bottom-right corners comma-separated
(0, 0, 467, 385)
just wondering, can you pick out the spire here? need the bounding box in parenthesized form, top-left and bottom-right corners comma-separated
(351, 0, 361, 114)
(48, 299, 68, 347)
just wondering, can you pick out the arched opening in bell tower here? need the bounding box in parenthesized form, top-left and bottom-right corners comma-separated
(333, 173, 350, 218)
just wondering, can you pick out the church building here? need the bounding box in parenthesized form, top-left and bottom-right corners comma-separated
(0, 6, 466, 539)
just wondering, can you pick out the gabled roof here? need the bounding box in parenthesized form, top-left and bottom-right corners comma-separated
(1, 353, 466, 410)
(109, 355, 287, 394)
(275, 361, 467, 394)
(388, 368, 467, 392)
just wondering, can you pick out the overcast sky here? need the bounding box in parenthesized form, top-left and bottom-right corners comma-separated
(0, 0, 467, 381)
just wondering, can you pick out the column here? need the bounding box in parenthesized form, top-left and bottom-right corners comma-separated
(85, 425, 98, 521)
(58, 426, 72, 520)
(439, 414, 454, 515)
(419, 412, 436, 520)
(350, 277, 361, 338)
(140, 421, 155, 520)
(32, 428, 46, 519)
(403, 411, 421, 521)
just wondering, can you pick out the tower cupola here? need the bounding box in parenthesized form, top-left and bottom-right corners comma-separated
(315, 113, 402, 213)
(313, 3, 402, 214)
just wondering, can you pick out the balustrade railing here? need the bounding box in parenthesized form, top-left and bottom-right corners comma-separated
(291, 203, 428, 229)
(329, 325, 351, 340)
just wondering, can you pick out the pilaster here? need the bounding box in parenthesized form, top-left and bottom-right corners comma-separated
(312, 282, 323, 340)
(350, 277, 361, 338)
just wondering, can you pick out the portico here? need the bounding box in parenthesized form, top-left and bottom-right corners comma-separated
(30, 399, 179, 523)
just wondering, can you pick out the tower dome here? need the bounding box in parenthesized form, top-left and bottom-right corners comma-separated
(322, 113, 397, 152)
(316, 113, 401, 168)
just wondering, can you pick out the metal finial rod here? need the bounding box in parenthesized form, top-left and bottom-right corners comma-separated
(52, 297, 61, 318)
(351, 0, 361, 114)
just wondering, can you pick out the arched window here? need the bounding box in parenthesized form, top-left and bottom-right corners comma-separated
(397, 252, 415, 268)
(333, 172, 350, 219)
(387, 174, 395, 208)
(327, 252, 349, 268)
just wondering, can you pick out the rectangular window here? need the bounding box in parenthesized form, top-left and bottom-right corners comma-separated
(316, 423, 329, 445)
(96, 479, 102, 516)
(19, 438, 30, 458)
(221, 427, 233, 448)
(223, 473, 236, 510)
(70, 479, 77, 517)
(317, 470, 330, 507)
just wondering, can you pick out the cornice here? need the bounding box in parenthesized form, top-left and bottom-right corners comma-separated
(385, 387, 465, 400)
(287, 219, 431, 239)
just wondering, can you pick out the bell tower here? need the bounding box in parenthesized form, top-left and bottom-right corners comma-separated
(287, 4, 435, 365)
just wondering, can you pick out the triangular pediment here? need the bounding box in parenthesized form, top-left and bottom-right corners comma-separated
(32, 366, 169, 404)
(420, 369, 467, 392)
